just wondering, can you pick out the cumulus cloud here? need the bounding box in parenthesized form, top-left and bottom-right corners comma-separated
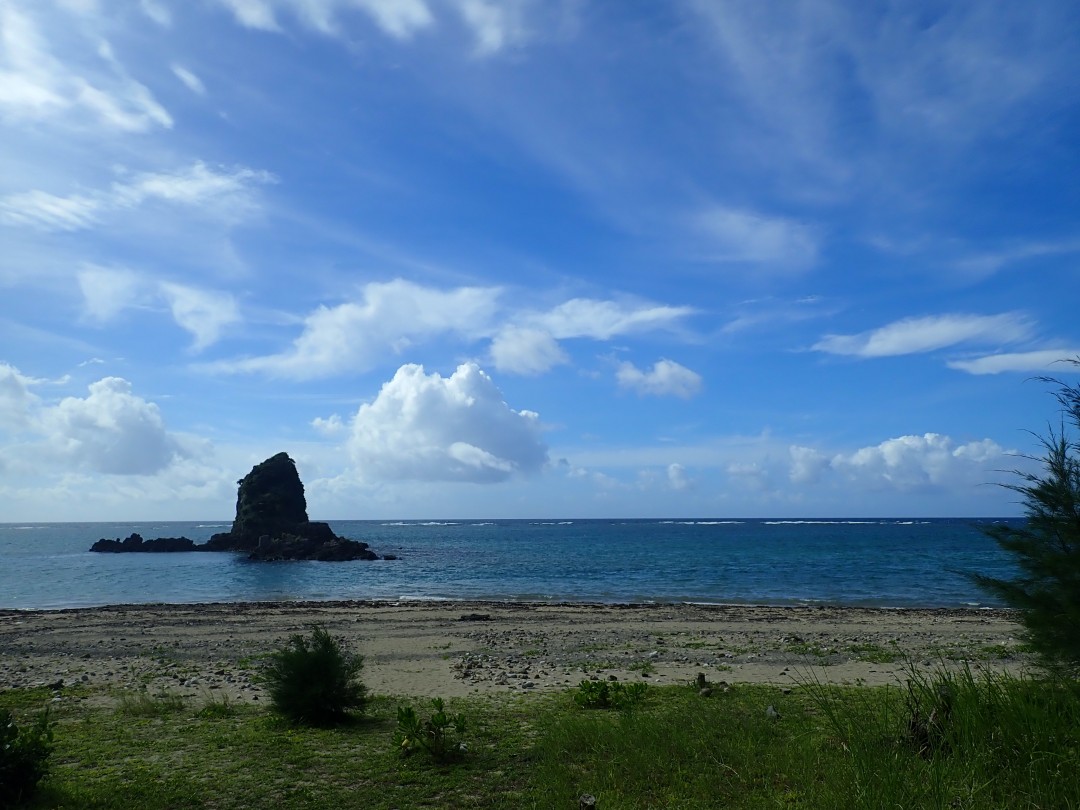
(617, 359, 702, 398)
(694, 205, 818, 271)
(0, 162, 275, 233)
(813, 313, 1034, 358)
(0, 362, 39, 429)
(0, 4, 171, 131)
(788, 445, 829, 485)
(0, 368, 184, 476)
(667, 462, 693, 491)
(344, 362, 547, 483)
(38, 377, 181, 474)
(947, 349, 1080, 375)
(799, 434, 1006, 492)
(489, 326, 568, 375)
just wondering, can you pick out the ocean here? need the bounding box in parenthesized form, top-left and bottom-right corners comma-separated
(0, 519, 1021, 611)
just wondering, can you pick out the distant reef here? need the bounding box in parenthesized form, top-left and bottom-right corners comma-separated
(90, 452, 391, 562)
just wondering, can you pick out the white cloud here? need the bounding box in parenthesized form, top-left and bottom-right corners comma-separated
(829, 433, 1008, 490)
(453, 0, 526, 54)
(0, 3, 174, 131)
(788, 445, 829, 485)
(0, 362, 39, 430)
(813, 313, 1034, 358)
(212, 281, 696, 380)
(77, 268, 239, 350)
(140, 0, 172, 26)
(0, 189, 100, 231)
(694, 205, 819, 271)
(171, 64, 206, 95)
(617, 359, 702, 398)
(947, 349, 1080, 375)
(77, 265, 144, 322)
(213, 279, 500, 379)
(214, 0, 434, 38)
(0, 162, 275, 233)
(489, 326, 567, 375)
(160, 283, 240, 351)
(345, 362, 547, 483)
(213, 0, 540, 52)
(534, 298, 695, 340)
(27, 376, 183, 475)
(667, 462, 692, 491)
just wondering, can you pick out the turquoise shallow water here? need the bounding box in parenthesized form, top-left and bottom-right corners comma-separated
(0, 518, 1019, 610)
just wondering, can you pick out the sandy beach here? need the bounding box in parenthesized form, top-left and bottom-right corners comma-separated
(0, 601, 1031, 703)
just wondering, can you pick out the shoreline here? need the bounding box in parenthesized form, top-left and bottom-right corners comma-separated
(1, 600, 1030, 703)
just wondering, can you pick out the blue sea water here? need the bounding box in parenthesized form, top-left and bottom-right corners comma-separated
(0, 519, 1020, 611)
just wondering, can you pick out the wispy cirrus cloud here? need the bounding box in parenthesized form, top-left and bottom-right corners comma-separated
(0, 162, 275, 233)
(813, 313, 1034, 358)
(947, 349, 1080, 375)
(0, 2, 171, 131)
(171, 64, 206, 96)
(692, 205, 819, 273)
(212, 0, 538, 53)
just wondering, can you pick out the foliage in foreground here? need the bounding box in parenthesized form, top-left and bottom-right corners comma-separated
(395, 698, 467, 762)
(263, 625, 367, 726)
(572, 679, 648, 710)
(0, 706, 53, 808)
(2, 669, 1078, 809)
(971, 359, 1080, 674)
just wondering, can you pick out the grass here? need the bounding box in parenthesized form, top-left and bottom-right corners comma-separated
(2, 667, 1078, 809)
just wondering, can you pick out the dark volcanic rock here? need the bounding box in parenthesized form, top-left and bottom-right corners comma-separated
(90, 533, 199, 553)
(90, 453, 388, 561)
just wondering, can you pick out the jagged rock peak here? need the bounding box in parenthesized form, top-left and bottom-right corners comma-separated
(230, 452, 310, 546)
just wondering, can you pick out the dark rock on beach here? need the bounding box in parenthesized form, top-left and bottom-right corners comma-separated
(90, 452, 386, 562)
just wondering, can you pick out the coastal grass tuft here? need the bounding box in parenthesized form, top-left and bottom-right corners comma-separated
(2, 668, 1078, 809)
(262, 625, 367, 727)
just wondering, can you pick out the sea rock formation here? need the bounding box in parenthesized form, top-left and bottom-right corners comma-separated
(90, 452, 384, 561)
(90, 533, 200, 553)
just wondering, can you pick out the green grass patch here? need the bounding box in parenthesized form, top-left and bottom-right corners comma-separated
(2, 665, 1077, 809)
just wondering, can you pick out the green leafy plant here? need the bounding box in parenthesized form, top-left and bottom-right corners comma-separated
(970, 359, 1080, 674)
(573, 679, 648, 710)
(263, 625, 366, 726)
(0, 707, 53, 807)
(395, 698, 467, 762)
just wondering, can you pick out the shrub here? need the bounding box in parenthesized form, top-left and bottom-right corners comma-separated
(395, 698, 467, 762)
(573, 679, 648, 710)
(0, 707, 53, 807)
(263, 625, 366, 726)
(970, 360, 1080, 673)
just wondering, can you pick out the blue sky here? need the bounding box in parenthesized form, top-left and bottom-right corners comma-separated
(1, 0, 1078, 521)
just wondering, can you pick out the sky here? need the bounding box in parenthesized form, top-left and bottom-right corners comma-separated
(1, 0, 1079, 521)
